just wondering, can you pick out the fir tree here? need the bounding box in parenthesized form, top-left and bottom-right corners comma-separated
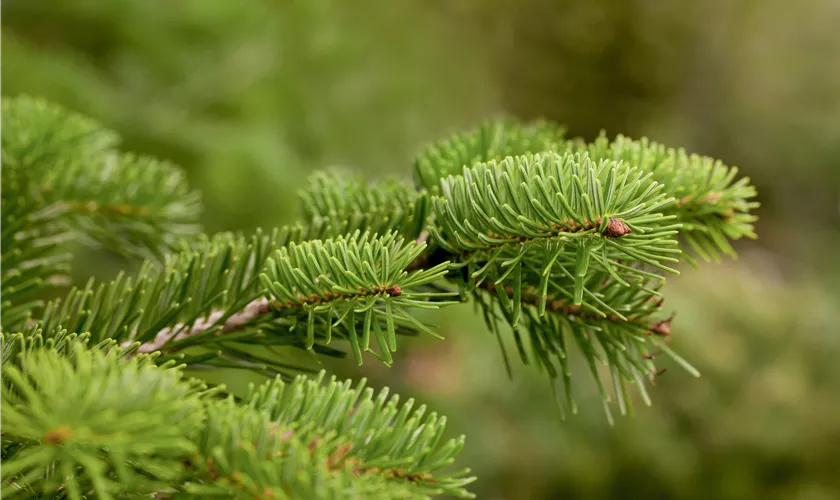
(1, 96, 758, 498)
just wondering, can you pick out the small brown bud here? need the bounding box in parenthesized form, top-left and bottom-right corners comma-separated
(651, 316, 674, 336)
(600, 218, 632, 238)
(387, 285, 402, 296)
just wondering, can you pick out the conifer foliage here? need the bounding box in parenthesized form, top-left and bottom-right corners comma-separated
(1, 96, 758, 498)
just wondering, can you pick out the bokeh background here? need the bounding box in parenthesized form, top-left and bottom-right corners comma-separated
(4, 1, 840, 498)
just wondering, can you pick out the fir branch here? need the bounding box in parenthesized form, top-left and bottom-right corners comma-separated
(298, 168, 430, 240)
(471, 260, 691, 418)
(1, 95, 118, 170)
(26, 229, 455, 375)
(1, 198, 74, 330)
(430, 152, 679, 260)
(44, 153, 203, 258)
(1, 344, 207, 499)
(482, 281, 670, 331)
(1, 343, 474, 499)
(414, 119, 758, 262)
(472, 282, 686, 420)
(183, 371, 475, 498)
(1, 97, 761, 497)
(260, 231, 456, 365)
(1, 331, 126, 375)
(430, 151, 680, 323)
(413, 118, 566, 192)
(186, 399, 422, 499)
(240, 371, 475, 498)
(1, 96, 203, 330)
(2, 96, 202, 259)
(558, 133, 758, 261)
(25, 227, 325, 376)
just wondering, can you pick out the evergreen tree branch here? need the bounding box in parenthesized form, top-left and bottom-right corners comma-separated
(1, 344, 474, 499)
(43, 153, 202, 257)
(1, 96, 119, 170)
(413, 118, 567, 192)
(1, 343, 208, 499)
(2, 96, 202, 259)
(473, 274, 689, 420)
(1, 96, 203, 331)
(481, 281, 670, 332)
(298, 148, 700, 412)
(563, 133, 759, 262)
(260, 231, 455, 365)
(430, 152, 680, 313)
(189, 372, 475, 498)
(25, 228, 455, 376)
(299, 169, 430, 240)
(1, 97, 761, 497)
(1, 198, 74, 330)
(413, 118, 759, 263)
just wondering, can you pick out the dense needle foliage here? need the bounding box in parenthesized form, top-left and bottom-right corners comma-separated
(1, 96, 758, 498)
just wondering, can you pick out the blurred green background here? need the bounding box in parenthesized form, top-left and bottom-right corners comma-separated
(4, 0, 840, 498)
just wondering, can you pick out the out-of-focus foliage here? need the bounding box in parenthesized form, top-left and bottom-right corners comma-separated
(1, 0, 493, 235)
(4, 0, 839, 499)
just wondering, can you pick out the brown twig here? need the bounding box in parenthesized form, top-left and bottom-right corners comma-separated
(125, 284, 404, 355)
(481, 281, 672, 335)
(272, 284, 402, 310)
(123, 297, 274, 354)
(474, 217, 631, 248)
(406, 217, 629, 273)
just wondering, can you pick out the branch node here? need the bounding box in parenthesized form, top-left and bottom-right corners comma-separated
(600, 217, 632, 238)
